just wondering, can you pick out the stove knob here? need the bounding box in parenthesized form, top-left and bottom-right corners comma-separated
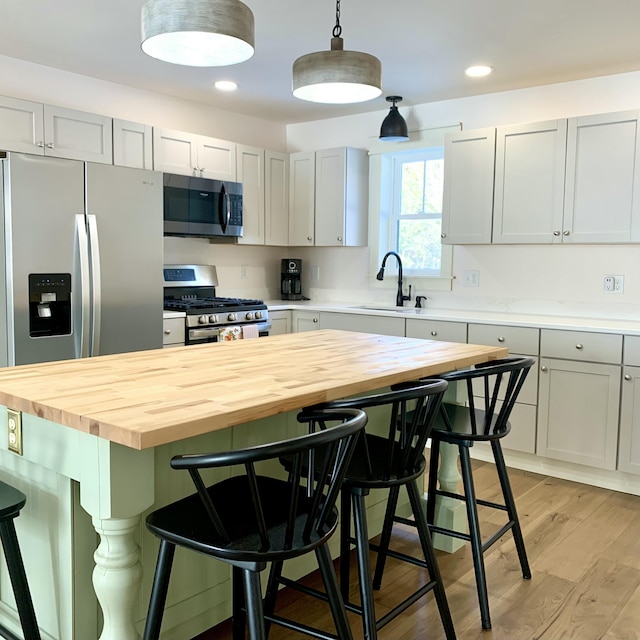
(198, 315, 208, 324)
(245, 312, 254, 320)
(255, 311, 263, 320)
(209, 314, 218, 323)
(227, 313, 237, 322)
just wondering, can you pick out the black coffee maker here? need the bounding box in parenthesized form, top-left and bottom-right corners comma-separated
(281, 259, 302, 300)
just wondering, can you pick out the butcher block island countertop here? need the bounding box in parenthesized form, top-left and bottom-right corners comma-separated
(0, 330, 508, 450)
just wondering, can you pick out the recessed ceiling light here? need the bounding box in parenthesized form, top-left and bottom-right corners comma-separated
(465, 65, 494, 78)
(214, 80, 238, 92)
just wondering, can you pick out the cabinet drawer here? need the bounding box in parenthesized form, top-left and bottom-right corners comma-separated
(623, 335, 640, 366)
(405, 319, 467, 343)
(540, 329, 622, 364)
(468, 323, 539, 355)
(319, 312, 405, 337)
(163, 318, 184, 346)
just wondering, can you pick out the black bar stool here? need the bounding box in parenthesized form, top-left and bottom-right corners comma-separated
(424, 356, 535, 630)
(142, 408, 366, 640)
(274, 379, 456, 640)
(0, 480, 41, 640)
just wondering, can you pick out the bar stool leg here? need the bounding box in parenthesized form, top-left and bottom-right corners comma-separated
(492, 441, 531, 579)
(242, 570, 266, 640)
(339, 489, 352, 600)
(371, 485, 400, 590)
(143, 540, 175, 640)
(315, 545, 353, 640)
(458, 445, 492, 630)
(0, 519, 40, 640)
(232, 566, 248, 640)
(426, 438, 441, 525)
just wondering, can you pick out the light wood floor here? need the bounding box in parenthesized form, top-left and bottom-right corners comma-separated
(194, 460, 640, 640)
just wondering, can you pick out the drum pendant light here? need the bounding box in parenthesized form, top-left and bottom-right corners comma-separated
(141, 0, 255, 67)
(292, 0, 382, 104)
(379, 96, 409, 142)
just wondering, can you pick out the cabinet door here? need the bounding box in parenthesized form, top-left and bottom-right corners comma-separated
(315, 148, 346, 246)
(44, 105, 113, 164)
(441, 128, 495, 244)
(319, 312, 404, 337)
(265, 151, 289, 246)
(493, 120, 567, 244)
(619, 366, 640, 474)
(537, 358, 620, 469)
(163, 317, 185, 347)
(564, 110, 640, 243)
(0, 95, 44, 154)
(292, 311, 320, 332)
(198, 136, 236, 181)
(113, 119, 153, 169)
(236, 145, 265, 245)
(289, 151, 315, 246)
(153, 127, 198, 176)
(268, 311, 291, 335)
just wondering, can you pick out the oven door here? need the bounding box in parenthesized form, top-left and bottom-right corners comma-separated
(187, 321, 271, 345)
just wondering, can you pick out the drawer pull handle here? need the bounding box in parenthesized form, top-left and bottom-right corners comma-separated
(575, 344, 583, 350)
(431, 331, 438, 336)
(497, 336, 505, 343)
(625, 374, 632, 381)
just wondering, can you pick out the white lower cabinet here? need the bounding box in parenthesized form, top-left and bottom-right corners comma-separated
(268, 310, 291, 335)
(536, 329, 622, 470)
(319, 312, 405, 336)
(618, 335, 640, 474)
(292, 311, 320, 332)
(163, 317, 185, 347)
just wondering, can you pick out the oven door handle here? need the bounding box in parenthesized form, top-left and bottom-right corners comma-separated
(189, 327, 222, 341)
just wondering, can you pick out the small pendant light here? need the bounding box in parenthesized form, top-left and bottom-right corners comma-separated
(141, 0, 255, 67)
(379, 96, 409, 142)
(292, 0, 382, 104)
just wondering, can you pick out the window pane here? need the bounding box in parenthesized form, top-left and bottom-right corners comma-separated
(424, 158, 444, 213)
(400, 161, 425, 215)
(397, 218, 442, 271)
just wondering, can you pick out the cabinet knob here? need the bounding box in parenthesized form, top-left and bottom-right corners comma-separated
(46, 143, 54, 149)
(307, 236, 312, 242)
(563, 230, 570, 236)
(497, 336, 505, 343)
(541, 366, 548, 372)
(553, 230, 561, 236)
(337, 236, 342, 242)
(441, 233, 447, 239)
(313, 318, 318, 323)
(575, 344, 583, 350)
(164, 329, 171, 335)
(36, 141, 45, 148)
(625, 374, 632, 381)
(431, 330, 438, 336)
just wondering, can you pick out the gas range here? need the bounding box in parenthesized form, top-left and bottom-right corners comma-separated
(163, 264, 270, 344)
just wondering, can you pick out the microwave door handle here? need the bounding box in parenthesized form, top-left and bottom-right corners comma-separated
(218, 182, 230, 234)
(87, 214, 101, 356)
(75, 214, 90, 358)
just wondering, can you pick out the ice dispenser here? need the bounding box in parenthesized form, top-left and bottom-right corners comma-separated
(28, 274, 71, 337)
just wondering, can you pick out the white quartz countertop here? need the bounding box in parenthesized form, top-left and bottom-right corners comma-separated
(264, 300, 640, 336)
(163, 310, 186, 319)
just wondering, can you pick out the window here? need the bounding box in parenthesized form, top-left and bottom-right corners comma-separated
(371, 144, 452, 290)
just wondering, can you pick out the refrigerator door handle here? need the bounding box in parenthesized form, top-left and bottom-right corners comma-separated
(75, 214, 91, 358)
(87, 214, 102, 357)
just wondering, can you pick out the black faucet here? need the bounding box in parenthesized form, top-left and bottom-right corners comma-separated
(376, 251, 411, 306)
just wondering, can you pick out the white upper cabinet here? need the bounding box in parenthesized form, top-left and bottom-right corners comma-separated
(265, 151, 289, 246)
(564, 110, 640, 243)
(0, 96, 113, 163)
(441, 128, 495, 244)
(289, 147, 368, 247)
(153, 127, 236, 181)
(493, 120, 567, 244)
(236, 144, 265, 245)
(112, 119, 153, 169)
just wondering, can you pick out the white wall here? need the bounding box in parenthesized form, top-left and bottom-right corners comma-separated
(287, 71, 640, 319)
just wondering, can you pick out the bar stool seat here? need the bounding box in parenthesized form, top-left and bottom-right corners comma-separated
(0, 480, 41, 640)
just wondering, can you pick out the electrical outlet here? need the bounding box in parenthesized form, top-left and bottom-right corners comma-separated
(7, 408, 22, 455)
(311, 265, 320, 282)
(463, 270, 480, 287)
(604, 275, 624, 293)
(240, 265, 248, 279)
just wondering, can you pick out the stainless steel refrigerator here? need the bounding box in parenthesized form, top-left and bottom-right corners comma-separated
(0, 153, 163, 366)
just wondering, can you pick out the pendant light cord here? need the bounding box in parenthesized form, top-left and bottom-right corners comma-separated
(333, 0, 342, 38)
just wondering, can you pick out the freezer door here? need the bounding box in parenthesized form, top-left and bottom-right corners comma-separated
(85, 163, 163, 355)
(4, 154, 85, 365)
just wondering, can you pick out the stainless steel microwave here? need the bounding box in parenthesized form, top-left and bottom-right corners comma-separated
(163, 173, 243, 238)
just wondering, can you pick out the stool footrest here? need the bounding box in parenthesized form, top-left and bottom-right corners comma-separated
(0, 620, 23, 640)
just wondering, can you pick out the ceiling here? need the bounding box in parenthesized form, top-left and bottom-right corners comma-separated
(2, 1, 640, 125)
